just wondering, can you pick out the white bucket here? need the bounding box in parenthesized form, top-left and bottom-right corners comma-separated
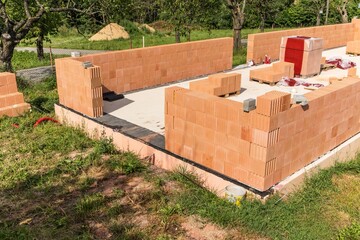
(71, 51, 81, 57)
(224, 185, 246, 206)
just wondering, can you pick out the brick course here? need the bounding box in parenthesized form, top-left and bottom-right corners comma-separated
(56, 38, 233, 117)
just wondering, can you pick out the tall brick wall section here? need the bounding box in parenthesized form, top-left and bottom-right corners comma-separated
(247, 19, 360, 63)
(68, 38, 233, 94)
(55, 58, 103, 117)
(165, 77, 360, 191)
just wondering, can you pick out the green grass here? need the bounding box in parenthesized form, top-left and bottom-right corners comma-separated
(12, 50, 67, 71)
(169, 157, 360, 239)
(1, 74, 359, 239)
(0, 75, 159, 239)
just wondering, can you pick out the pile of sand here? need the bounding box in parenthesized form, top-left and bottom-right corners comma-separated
(89, 23, 130, 41)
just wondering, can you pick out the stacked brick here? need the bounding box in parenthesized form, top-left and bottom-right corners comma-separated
(279, 36, 323, 76)
(55, 59, 103, 117)
(346, 19, 360, 54)
(0, 72, 30, 117)
(165, 77, 360, 191)
(62, 38, 233, 94)
(189, 73, 241, 96)
(247, 19, 359, 64)
(249, 61, 294, 85)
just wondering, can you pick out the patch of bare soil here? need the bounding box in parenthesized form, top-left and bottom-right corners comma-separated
(179, 215, 266, 240)
(89, 221, 112, 239)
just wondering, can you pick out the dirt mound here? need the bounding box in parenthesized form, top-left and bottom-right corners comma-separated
(89, 23, 130, 41)
(149, 20, 173, 32)
(139, 24, 156, 33)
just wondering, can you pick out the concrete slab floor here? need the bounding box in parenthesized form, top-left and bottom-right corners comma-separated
(103, 46, 360, 135)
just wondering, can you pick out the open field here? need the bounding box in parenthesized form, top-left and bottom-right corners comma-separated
(0, 75, 359, 239)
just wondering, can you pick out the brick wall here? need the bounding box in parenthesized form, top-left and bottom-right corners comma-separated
(65, 38, 233, 94)
(164, 77, 360, 191)
(55, 58, 103, 117)
(0, 72, 30, 117)
(247, 19, 360, 64)
(55, 38, 233, 117)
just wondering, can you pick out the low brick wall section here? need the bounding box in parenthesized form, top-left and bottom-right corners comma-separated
(0, 72, 30, 117)
(60, 38, 233, 94)
(247, 19, 360, 64)
(55, 59, 103, 117)
(165, 77, 360, 191)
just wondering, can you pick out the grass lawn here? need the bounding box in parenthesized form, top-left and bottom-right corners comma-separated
(12, 51, 67, 71)
(0, 76, 359, 239)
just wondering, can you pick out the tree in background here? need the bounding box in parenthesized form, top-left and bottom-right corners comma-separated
(307, 0, 327, 25)
(246, 0, 290, 31)
(332, 0, 350, 23)
(24, 13, 61, 60)
(274, 2, 315, 27)
(160, 0, 221, 43)
(0, 0, 85, 71)
(225, 0, 246, 50)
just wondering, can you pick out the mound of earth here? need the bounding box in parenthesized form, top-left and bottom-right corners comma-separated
(89, 23, 130, 41)
(149, 20, 173, 32)
(139, 24, 156, 33)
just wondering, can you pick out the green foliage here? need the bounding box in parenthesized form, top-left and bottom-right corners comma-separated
(76, 193, 107, 215)
(338, 222, 360, 240)
(94, 138, 118, 155)
(22, 75, 58, 113)
(105, 151, 146, 174)
(275, 3, 316, 27)
(159, 0, 222, 39)
(119, 152, 146, 174)
(12, 50, 66, 71)
(119, 19, 143, 35)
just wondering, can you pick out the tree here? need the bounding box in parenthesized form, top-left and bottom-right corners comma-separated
(0, 1, 83, 71)
(24, 13, 61, 60)
(303, 0, 327, 25)
(160, 0, 222, 43)
(246, 0, 290, 31)
(333, 0, 350, 23)
(225, 0, 246, 50)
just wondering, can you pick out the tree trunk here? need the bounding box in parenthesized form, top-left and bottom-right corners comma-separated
(341, 10, 348, 23)
(229, 0, 246, 50)
(316, 13, 321, 26)
(233, 28, 241, 50)
(0, 38, 17, 72)
(337, 2, 349, 23)
(175, 30, 181, 43)
(36, 31, 45, 60)
(260, 15, 265, 32)
(233, 15, 243, 50)
(187, 29, 191, 42)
